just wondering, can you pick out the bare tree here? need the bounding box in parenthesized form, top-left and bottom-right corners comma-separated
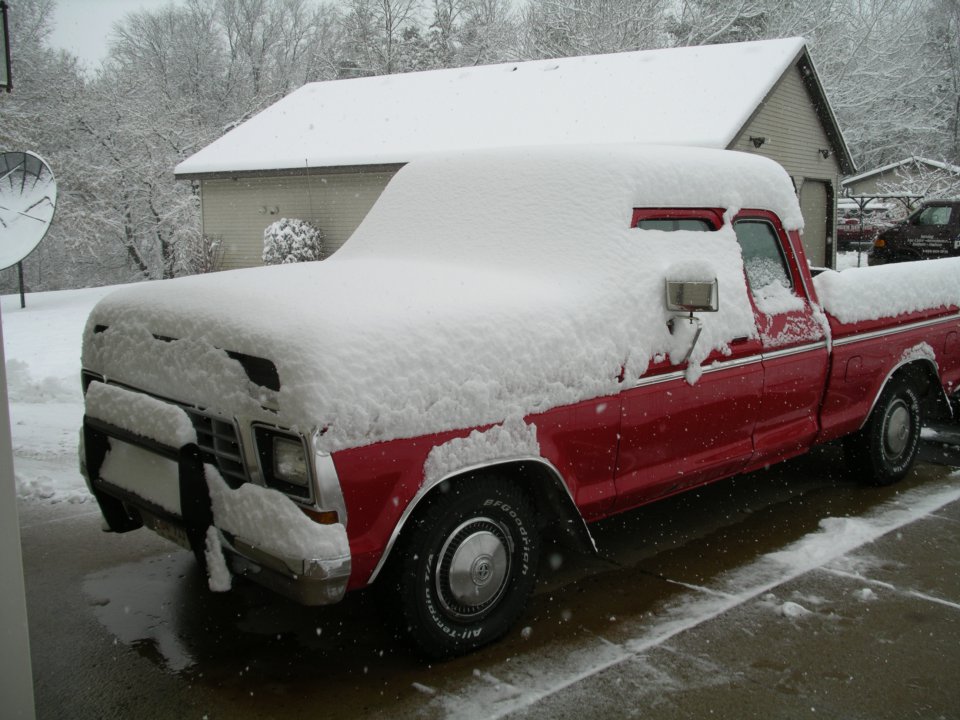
(341, 0, 424, 74)
(875, 159, 960, 199)
(459, 0, 518, 65)
(519, 0, 670, 59)
(923, 0, 960, 161)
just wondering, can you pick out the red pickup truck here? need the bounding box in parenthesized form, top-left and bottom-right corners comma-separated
(79, 146, 960, 658)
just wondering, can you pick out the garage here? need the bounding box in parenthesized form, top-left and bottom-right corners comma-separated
(176, 37, 854, 271)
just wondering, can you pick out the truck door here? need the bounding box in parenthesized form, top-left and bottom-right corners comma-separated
(613, 210, 764, 511)
(733, 213, 829, 469)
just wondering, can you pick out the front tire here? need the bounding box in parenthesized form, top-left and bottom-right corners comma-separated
(389, 479, 540, 658)
(844, 376, 922, 485)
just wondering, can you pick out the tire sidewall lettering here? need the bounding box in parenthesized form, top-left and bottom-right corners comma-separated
(869, 382, 921, 483)
(483, 497, 533, 575)
(413, 489, 538, 650)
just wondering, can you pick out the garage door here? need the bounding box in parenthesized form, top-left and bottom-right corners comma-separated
(799, 180, 828, 267)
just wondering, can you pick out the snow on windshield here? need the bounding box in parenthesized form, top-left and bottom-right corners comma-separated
(86, 145, 802, 452)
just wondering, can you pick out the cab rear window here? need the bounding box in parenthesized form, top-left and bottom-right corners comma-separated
(631, 208, 723, 230)
(635, 218, 713, 232)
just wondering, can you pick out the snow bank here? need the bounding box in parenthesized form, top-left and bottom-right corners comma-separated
(4, 359, 76, 403)
(3, 285, 121, 503)
(86, 146, 799, 452)
(814, 258, 960, 323)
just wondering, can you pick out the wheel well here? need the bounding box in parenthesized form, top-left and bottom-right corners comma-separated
(373, 460, 597, 584)
(438, 461, 594, 551)
(891, 360, 949, 421)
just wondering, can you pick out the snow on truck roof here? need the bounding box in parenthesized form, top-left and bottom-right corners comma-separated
(89, 145, 803, 451)
(338, 144, 805, 265)
(175, 37, 807, 176)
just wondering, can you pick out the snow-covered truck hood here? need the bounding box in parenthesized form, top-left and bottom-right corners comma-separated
(83, 145, 803, 452)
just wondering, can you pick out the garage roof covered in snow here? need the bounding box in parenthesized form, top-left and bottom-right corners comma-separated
(176, 37, 833, 177)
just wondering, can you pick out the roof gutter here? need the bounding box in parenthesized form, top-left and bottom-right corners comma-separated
(174, 162, 406, 182)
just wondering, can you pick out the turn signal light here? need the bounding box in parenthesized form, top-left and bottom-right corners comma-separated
(874, 238, 886, 248)
(301, 508, 340, 525)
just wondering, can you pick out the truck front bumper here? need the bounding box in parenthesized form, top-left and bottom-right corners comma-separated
(81, 415, 351, 607)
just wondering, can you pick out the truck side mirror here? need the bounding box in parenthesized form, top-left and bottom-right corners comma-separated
(665, 278, 719, 365)
(665, 279, 719, 313)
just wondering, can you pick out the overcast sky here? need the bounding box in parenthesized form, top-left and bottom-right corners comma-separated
(48, 0, 161, 69)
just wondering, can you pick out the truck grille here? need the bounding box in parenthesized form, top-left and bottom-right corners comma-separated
(184, 409, 248, 487)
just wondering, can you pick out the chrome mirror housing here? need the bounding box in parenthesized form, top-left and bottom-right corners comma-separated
(665, 279, 718, 313)
(665, 278, 718, 365)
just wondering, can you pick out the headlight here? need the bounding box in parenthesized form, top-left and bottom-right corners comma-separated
(273, 436, 309, 486)
(254, 426, 312, 498)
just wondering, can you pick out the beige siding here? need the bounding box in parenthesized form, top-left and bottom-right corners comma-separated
(845, 175, 885, 196)
(200, 171, 396, 270)
(730, 63, 841, 266)
(730, 64, 842, 179)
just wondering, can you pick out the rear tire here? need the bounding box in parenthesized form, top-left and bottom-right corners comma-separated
(844, 377, 922, 486)
(384, 479, 540, 659)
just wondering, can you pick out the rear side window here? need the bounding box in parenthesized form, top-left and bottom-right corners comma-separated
(635, 218, 713, 232)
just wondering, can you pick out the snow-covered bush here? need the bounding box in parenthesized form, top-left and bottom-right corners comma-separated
(262, 218, 324, 265)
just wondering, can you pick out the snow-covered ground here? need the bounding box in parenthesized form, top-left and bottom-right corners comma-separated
(2, 285, 120, 503)
(835, 249, 870, 270)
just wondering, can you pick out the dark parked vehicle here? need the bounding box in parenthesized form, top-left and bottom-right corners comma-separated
(870, 199, 960, 264)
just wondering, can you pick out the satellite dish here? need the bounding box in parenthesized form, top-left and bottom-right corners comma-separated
(0, 151, 58, 270)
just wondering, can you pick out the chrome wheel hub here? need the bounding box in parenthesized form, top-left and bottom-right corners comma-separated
(884, 401, 911, 458)
(437, 518, 511, 619)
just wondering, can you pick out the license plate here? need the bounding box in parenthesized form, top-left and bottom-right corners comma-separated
(143, 512, 191, 550)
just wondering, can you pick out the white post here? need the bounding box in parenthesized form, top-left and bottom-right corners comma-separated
(0, 308, 36, 719)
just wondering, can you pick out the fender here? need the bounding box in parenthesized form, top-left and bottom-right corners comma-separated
(366, 455, 596, 584)
(860, 357, 949, 429)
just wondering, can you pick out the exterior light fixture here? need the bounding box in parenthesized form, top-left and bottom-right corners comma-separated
(750, 136, 766, 149)
(819, 148, 831, 159)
